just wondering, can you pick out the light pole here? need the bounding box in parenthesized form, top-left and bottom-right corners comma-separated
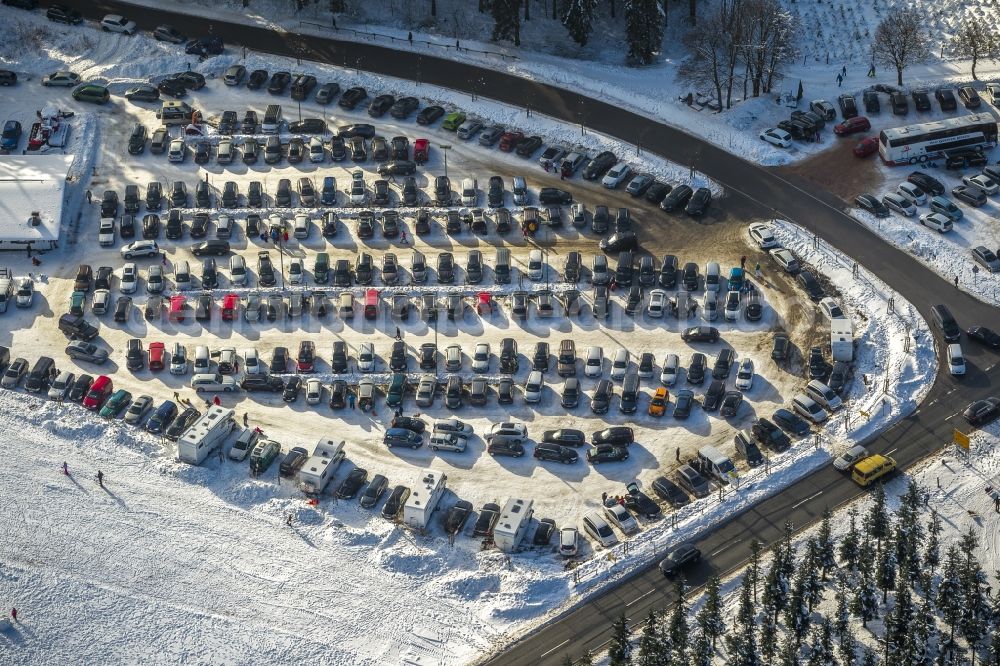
(438, 144, 451, 179)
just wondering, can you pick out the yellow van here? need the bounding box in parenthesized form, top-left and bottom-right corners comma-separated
(851, 454, 896, 487)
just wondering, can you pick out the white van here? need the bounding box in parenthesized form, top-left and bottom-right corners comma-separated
(697, 445, 737, 485)
(805, 379, 843, 411)
(947, 343, 966, 375)
(228, 427, 260, 461)
(660, 353, 679, 385)
(461, 178, 477, 206)
(582, 511, 618, 548)
(174, 260, 191, 291)
(193, 345, 211, 373)
(705, 262, 721, 292)
(792, 393, 828, 423)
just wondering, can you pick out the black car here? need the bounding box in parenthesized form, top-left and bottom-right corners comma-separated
(685, 187, 712, 216)
(952, 185, 987, 208)
(808, 346, 829, 380)
(279, 447, 309, 477)
(368, 94, 395, 117)
(381, 485, 411, 519)
(100, 190, 119, 218)
(337, 467, 368, 499)
(772, 408, 811, 436)
(659, 543, 700, 576)
(416, 105, 444, 125)
(797, 270, 824, 301)
(240, 374, 284, 392)
(290, 74, 317, 101)
(967, 326, 1000, 349)
(712, 348, 734, 379)
(935, 87, 957, 111)
(582, 151, 616, 180)
(487, 439, 524, 458)
(534, 442, 578, 464)
(127, 124, 147, 155)
(247, 69, 268, 90)
(119, 215, 136, 240)
(682, 326, 719, 343)
(497, 377, 514, 405)
(591, 426, 634, 446)
(185, 36, 223, 56)
(720, 391, 743, 417)
(533, 518, 557, 545)
(651, 476, 690, 507)
(288, 118, 327, 134)
(599, 232, 638, 254)
(269, 347, 288, 373)
(702, 379, 725, 411)
(624, 482, 661, 518)
(673, 389, 695, 419)
(126, 85, 160, 103)
(538, 187, 573, 205)
(282, 376, 301, 402)
(445, 500, 474, 534)
(157, 78, 187, 98)
(473, 502, 501, 536)
(339, 123, 376, 139)
(735, 433, 765, 467)
(47, 4, 83, 24)
(267, 71, 291, 94)
(542, 429, 586, 447)
(391, 416, 426, 434)
(661, 185, 693, 213)
(515, 135, 543, 157)
(855, 193, 889, 217)
(964, 397, 1000, 426)
(339, 86, 368, 110)
(586, 444, 628, 463)
(360, 474, 389, 509)
(377, 160, 417, 177)
(164, 407, 199, 442)
(390, 96, 420, 118)
(907, 171, 945, 197)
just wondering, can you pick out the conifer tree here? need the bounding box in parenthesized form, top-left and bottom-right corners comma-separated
(635, 609, 672, 666)
(987, 629, 1000, 666)
(623, 0, 663, 65)
(561, 0, 596, 46)
(763, 562, 790, 624)
(561, 655, 574, 666)
(786, 566, 812, 641)
(839, 630, 859, 666)
(939, 545, 966, 643)
(803, 539, 825, 612)
(833, 575, 850, 640)
(860, 646, 878, 666)
(726, 574, 760, 666)
(875, 546, 897, 604)
(578, 648, 594, 666)
(851, 567, 879, 627)
(885, 566, 914, 660)
(688, 631, 713, 666)
(805, 617, 834, 666)
(667, 580, 689, 663)
(867, 484, 891, 555)
(759, 599, 780, 664)
(778, 635, 801, 666)
(857, 533, 876, 580)
(749, 539, 762, 604)
(609, 614, 633, 666)
(839, 508, 860, 571)
(491, 0, 521, 45)
(696, 576, 725, 649)
(817, 509, 837, 581)
(924, 510, 942, 573)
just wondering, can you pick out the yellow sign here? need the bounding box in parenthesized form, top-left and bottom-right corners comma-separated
(953, 429, 970, 450)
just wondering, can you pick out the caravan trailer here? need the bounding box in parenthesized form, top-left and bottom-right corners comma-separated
(297, 438, 346, 494)
(403, 468, 447, 529)
(830, 319, 854, 362)
(177, 406, 236, 464)
(494, 497, 534, 552)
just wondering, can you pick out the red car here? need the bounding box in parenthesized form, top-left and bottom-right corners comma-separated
(168, 295, 186, 322)
(853, 137, 879, 158)
(498, 131, 524, 152)
(835, 116, 871, 136)
(148, 342, 166, 371)
(297, 340, 316, 373)
(221, 293, 239, 321)
(413, 138, 429, 164)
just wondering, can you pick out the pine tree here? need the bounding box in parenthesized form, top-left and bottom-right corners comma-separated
(961, 566, 991, 666)
(696, 576, 725, 649)
(578, 648, 594, 666)
(763, 562, 790, 624)
(688, 631, 713, 666)
(561, 0, 596, 46)
(839, 508, 860, 571)
(667, 580, 689, 663)
(987, 629, 1000, 666)
(839, 630, 859, 666)
(924, 510, 942, 574)
(726, 574, 760, 666)
(759, 599, 780, 664)
(623, 0, 663, 65)
(609, 614, 634, 666)
(749, 539, 762, 604)
(786, 566, 812, 641)
(803, 539, 825, 612)
(885, 566, 914, 660)
(635, 609, 672, 666)
(817, 509, 837, 581)
(939, 546, 966, 643)
(779, 635, 801, 666)
(834, 575, 850, 640)
(857, 533, 876, 580)
(867, 484, 890, 555)
(860, 646, 878, 666)
(805, 618, 834, 666)
(903, 598, 936, 666)
(894, 482, 925, 579)
(850, 567, 879, 627)
(875, 546, 897, 604)
(491, 0, 521, 45)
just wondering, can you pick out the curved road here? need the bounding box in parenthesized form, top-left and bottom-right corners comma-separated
(40, 1, 1000, 663)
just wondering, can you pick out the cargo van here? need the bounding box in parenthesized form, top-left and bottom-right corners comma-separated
(262, 104, 282, 134)
(705, 262, 721, 292)
(697, 445, 737, 485)
(947, 343, 966, 375)
(851, 454, 896, 486)
(158, 100, 195, 126)
(930, 304, 961, 341)
(582, 511, 618, 548)
(495, 248, 511, 284)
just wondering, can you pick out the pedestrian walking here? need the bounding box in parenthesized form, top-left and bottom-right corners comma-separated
(995, 494, 1000, 513)
(754, 262, 762, 278)
(675, 447, 680, 462)
(455, 39, 460, 50)
(867, 63, 876, 77)
(213, 395, 221, 406)
(161, 253, 167, 266)
(282, 230, 289, 243)
(243, 412, 249, 427)
(841, 65, 847, 77)
(254, 426, 263, 435)
(836, 74, 843, 87)
(740, 255, 747, 269)
(954, 275, 959, 287)
(400, 229, 407, 244)
(62, 462, 68, 476)
(331, 15, 337, 28)
(348, 393, 355, 410)
(86, 190, 92, 204)
(97, 470, 104, 488)
(286, 514, 293, 526)
(395, 326, 402, 340)
(601, 492, 608, 505)
(10, 608, 16, 622)
(395, 407, 403, 418)
(173, 391, 180, 401)
(559, 170, 565, 181)
(408, 31, 413, 44)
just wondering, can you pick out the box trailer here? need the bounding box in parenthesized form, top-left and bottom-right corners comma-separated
(831, 319, 854, 362)
(403, 468, 447, 530)
(494, 497, 534, 552)
(177, 406, 236, 464)
(297, 438, 346, 494)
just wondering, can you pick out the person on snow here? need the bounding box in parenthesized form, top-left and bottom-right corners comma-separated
(62, 462, 68, 476)
(243, 413, 249, 427)
(97, 470, 104, 488)
(10, 608, 16, 622)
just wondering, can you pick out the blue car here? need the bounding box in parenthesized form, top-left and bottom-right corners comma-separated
(1, 120, 22, 151)
(321, 176, 337, 205)
(145, 400, 179, 435)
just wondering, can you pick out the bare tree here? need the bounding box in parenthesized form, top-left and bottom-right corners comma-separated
(951, 18, 997, 81)
(739, 0, 796, 97)
(680, 11, 729, 110)
(871, 8, 931, 86)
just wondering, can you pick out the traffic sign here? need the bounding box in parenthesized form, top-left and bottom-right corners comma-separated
(953, 429, 970, 450)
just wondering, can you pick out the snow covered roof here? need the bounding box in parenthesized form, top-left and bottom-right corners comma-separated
(0, 155, 73, 243)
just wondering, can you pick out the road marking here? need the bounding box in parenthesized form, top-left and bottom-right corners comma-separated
(790, 490, 823, 510)
(884, 447, 898, 456)
(625, 588, 656, 607)
(944, 412, 963, 422)
(539, 639, 570, 658)
(709, 537, 742, 557)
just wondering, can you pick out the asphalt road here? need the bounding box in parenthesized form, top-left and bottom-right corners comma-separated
(35, 1, 1000, 663)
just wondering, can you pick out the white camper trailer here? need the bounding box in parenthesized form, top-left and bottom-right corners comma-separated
(494, 497, 534, 552)
(830, 319, 854, 362)
(177, 406, 236, 465)
(403, 468, 447, 530)
(297, 438, 346, 494)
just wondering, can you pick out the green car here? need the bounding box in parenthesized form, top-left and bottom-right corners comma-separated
(69, 290, 86, 316)
(99, 389, 133, 419)
(441, 111, 466, 131)
(72, 83, 110, 104)
(385, 372, 407, 407)
(314, 252, 330, 284)
(249, 439, 280, 475)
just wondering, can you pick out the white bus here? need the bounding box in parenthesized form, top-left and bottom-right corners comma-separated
(878, 114, 997, 165)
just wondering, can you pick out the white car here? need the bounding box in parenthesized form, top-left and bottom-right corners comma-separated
(833, 445, 869, 472)
(170, 343, 188, 375)
(571, 203, 586, 226)
(120, 240, 159, 259)
(897, 181, 926, 205)
(42, 71, 81, 87)
(527, 249, 543, 281)
(603, 504, 639, 535)
(92, 289, 111, 315)
(819, 297, 846, 321)
(748, 222, 778, 249)
(919, 212, 952, 233)
(305, 378, 323, 405)
(146, 265, 164, 293)
(759, 127, 792, 148)
(734, 358, 754, 391)
(429, 433, 468, 452)
(167, 138, 186, 163)
(120, 263, 138, 294)
(243, 348, 264, 375)
(792, 393, 828, 423)
(48, 370, 74, 400)
(471, 343, 490, 373)
(585, 346, 603, 378)
(349, 170, 367, 205)
(485, 421, 528, 442)
(191, 373, 238, 393)
(724, 290, 741, 321)
(610, 347, 629, 380)
(524, 370, 543, 403)
(882, 192, 916, 216)
(293, 213, 310, 239)
(601, 162, 632, 189)
(228, 429, 260, 462)
(987, 82, 1000, 104)
(15, 278, 34, 308)
(962, 174, 998, 195)
(660, 353, 679, 386)
(769, 248, 799, 274)
(433, 418, 474, 435)
(288, 258, 305, 285)
(98, 219, 115, 247)
(559, 526, 579, 557)
(229, 255, 247, 286)
(647, 289, 666, 318)
(358, 342, 375, 373)
(308, 136, 325, 163)
(101, 14, 137, 34)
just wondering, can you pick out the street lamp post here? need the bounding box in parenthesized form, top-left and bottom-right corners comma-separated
(438, 144, 452, 179)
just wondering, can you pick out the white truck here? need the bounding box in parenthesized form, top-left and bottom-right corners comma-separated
(831, 319, 854, 362)
(403, 468, 447, 530)
(177, 406, 237, 465)
(494, 497, 534, 552)
(297, 438, 346, 494)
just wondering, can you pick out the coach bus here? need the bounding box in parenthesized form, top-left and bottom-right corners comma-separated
(878, 114, 997, 165)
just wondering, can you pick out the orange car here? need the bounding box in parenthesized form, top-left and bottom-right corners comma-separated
(649, 387, 669, 417)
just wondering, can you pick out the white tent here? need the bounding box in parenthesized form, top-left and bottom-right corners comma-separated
(0, 154, 73, 250)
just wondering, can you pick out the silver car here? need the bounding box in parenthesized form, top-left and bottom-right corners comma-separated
(123, 395, 154, 424)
